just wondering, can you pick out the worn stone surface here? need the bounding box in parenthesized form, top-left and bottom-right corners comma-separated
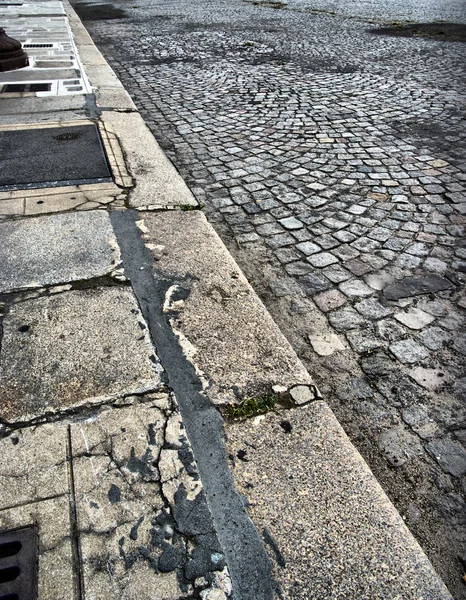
(0, 211, 120, 293)
(138, 211, 312, 404)
(384, 275, 454, 300)
(0, 422, 67, 507)
(225, 403, 452, 599)
(0, 287, 163, 422)
(100, 111, 197, 209)
(426, 437, 466, 478)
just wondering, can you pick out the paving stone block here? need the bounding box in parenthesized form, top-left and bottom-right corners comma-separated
(394, 308, 435, 330)
(339, 279, 374, 297)
(384, 275, 454, 300)
(426, 437, 466, 477)
(418, 327, 451, 351)
(355, 298, 393, 319)
(309, 332, 345, 356)
(329, 307, 366, 331)
(313, 289, 347, 312)
(389, 339, 429, 364)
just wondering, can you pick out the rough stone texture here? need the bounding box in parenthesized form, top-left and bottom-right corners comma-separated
(139, 211, 312, 404)
(394, 308, 436, 330)
(384, 275, 454, 300)
(71, 402, 231, 599)
(225, 403, 452, 599)
(389, 339, 429, 364)
(0, 287, 163, 422)
(0, 422, 68, 507)
(0, 211, 120, 293)
(34, 0, 466, 593)
(426, 437, 466, 478)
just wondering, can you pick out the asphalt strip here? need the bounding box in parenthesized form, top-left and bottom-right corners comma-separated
(110, 209, 276, 600)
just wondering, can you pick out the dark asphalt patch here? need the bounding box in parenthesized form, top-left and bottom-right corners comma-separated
(0, 124, 112, 190)
(370, 22, 466, 43)
(73, 2, 126, 20)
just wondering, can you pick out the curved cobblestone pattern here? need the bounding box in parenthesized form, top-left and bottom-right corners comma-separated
(74, 0, 466, 596)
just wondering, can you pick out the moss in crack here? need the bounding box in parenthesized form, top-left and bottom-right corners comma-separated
(224, 393, 279, 421)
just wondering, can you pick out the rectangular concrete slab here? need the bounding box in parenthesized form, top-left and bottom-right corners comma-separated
(139, 211, 313, 404)
(0, 287, 163, 423)
(71, 403, 182, 599)
(0, 211, 120, 293)
(225, 401, 452, 599)
(0, 123, 111, 189)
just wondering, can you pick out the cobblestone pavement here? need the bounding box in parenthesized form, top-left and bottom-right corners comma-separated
(72, 0, 466, 596)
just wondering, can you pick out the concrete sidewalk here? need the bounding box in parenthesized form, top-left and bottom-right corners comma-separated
(0, 1, 454, 598)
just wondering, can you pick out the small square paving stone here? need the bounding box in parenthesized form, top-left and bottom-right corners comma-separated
(308, 332, 345, 356)
(328, 307, 365, 331)
(0, 287, 163, 422)
(346, 330, 382, 353)
(394, 308, 435, 330)
(389, 339, 429, 364)
(339, 279, 374, 297)
(313, 289, 347, 312)
(0, 211, 120, 294)
(354, 299, 393, 320)
(279, 216, 303, 230)
(308, 252, 338, 268)
(418, 327, 451, 351)
(296, 241, 320, 255)
(425, 437, 466, 477)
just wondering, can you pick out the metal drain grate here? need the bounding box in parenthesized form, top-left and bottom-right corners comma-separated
(23, 43, 54, 49)
(1, 83, 52, 93)
(0, 526, 38, 599)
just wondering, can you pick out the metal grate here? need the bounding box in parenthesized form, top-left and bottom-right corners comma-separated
(23, 43, 54, 49)
(1, 83, 52, 93)
(0, 526, 38, 599)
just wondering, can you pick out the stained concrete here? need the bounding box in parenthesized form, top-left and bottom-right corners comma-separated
(0, 287, 163, 422)
(138, 210, 313, 405)
(0, 211, 120, 293)
(225, 402, 452, 600)
(71, 402, 232, 599)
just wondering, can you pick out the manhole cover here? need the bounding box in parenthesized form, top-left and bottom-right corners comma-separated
(0, 526, 38, 599)
(0, 124, 112, 190)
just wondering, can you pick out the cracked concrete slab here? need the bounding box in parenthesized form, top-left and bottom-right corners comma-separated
(0, 211, 120, 293)
(138, 210, 312, 405)
(0, 287, 163, 423)
(225, 402, 452, 600)
(71, 401, 232, 599)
